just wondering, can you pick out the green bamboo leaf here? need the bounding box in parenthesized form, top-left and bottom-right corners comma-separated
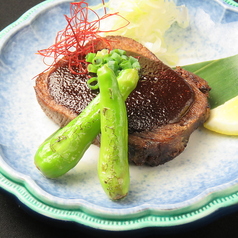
(181, 54, 238, 109)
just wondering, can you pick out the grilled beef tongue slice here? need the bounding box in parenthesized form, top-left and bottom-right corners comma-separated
(48, 57, 194, 133)
(35, 36, 210, 166)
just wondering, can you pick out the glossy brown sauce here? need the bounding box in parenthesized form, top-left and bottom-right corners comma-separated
(48, 57, 194, 133)
(48, 64, 98, 114)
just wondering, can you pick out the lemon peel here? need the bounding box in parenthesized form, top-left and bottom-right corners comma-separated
(204, 96, 238, 135)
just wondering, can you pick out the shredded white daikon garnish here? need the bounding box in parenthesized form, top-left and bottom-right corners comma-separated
(99, 0, 189, 66)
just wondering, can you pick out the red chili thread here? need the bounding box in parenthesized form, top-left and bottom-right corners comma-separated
(37, 0, 129, 75)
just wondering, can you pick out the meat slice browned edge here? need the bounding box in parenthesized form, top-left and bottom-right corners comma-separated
(34, 35, 210, 166)
(128, 67, 210, 166)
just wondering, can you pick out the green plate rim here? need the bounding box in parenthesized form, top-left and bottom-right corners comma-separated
(223, 0, 238, 7)
(2, 170, 238, 231)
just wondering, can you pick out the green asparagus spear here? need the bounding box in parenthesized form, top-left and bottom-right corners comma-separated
(34, 49, 140, 178)
(97, 65, 130, 200)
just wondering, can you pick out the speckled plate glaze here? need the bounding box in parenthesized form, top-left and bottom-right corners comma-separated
(0, 0, 238, 231)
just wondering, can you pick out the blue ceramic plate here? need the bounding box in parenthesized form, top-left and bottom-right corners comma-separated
(1, 0, 238, 231)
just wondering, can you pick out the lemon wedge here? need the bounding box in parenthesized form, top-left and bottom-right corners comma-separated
(204, 96, 238, 135)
